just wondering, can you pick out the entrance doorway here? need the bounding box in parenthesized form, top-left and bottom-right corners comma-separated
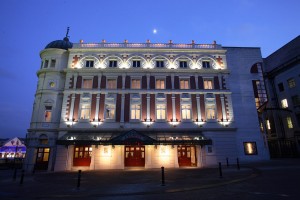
(177, 145, 196, 167)
(35, 147, 50, 170)
(125, 146, 145, 167)
(73, 146, 92, 166)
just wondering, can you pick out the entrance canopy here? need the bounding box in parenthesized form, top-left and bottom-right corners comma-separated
(57, 129, 212, 146)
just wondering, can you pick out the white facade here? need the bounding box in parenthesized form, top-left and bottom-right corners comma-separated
(25, 38, 269, 171)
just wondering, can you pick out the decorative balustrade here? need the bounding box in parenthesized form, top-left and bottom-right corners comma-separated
(73, 42, 221, 49)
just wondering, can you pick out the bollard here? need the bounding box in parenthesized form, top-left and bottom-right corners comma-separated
(237, 158, 240, 170)
(13, 168, 17, 181)
(161, 166, 165, 186)
(20, 170, 24, 185)
(226, 157, 229, 167)
(77, 170, 82, 189)
(218, 162, 223, 178)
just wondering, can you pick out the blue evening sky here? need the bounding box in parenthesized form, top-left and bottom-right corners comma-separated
(0, 0, 299, 138)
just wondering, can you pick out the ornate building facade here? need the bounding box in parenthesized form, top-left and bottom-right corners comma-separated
(24, 35, 269, 171)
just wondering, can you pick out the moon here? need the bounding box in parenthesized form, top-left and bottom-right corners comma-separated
(153, 29, 157, 34)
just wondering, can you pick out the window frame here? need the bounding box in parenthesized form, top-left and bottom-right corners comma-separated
(85, 60, 94, 68)
(82, 78, 93, 89)
(179, 60, 188, 68)
(132, 60, 141, 68)
(109, 60, 118, 68)
(50, 59, 56, 68)
(180, 79, 189, 89)
(204, 79, 214, 89)
(156, 60, 165, 68)
(202, 60, 211, 69)
(131, 78, 141, 89)
(156, 79, 165, 89)
(106, 79, 117, 89)
(44, 106, 52, 122)
(80, 102, 91, 120)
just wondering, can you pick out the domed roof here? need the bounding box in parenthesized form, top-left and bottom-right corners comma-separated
(45, 37, 73, 50)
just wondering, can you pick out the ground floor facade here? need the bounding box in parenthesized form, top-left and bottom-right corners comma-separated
(24, 129, 270, 171)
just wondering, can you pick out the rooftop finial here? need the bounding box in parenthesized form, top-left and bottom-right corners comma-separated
(66, 27, 70, 38)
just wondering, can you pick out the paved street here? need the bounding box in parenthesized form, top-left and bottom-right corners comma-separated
(0, 159, 299, 200)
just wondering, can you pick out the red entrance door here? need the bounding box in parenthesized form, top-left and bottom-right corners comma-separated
(125, 146, 145, 167)
(178, 145, 196, 167)
(73, 146, 92, 166)
(35, 147, 50, 170)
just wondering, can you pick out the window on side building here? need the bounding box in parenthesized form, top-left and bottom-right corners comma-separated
(44, 106, 52, 122)
(50, 59, 56, 68)
(179, 61, 188, 68)
(131, 79, 141, 89)
(107, 79, 117, 89)
(85, 60, 94, 68)
(156, 79, 165, 89)
(80, 103, 91, 120)
(82, 79, 93, 89)
(278, 82, 284, 92)
(202, 60, 211, 69)
(180, 79, 189, 89)
(132, 60, 141, 68)
(287, 78, 296, 88)
(287, 116, 293, 129)
(204, 79, 213, 89)
(109, 60, 118, 67)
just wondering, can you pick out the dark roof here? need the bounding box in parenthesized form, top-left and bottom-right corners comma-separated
(264, 35, 300, 72)
(45, 37, 73, 50)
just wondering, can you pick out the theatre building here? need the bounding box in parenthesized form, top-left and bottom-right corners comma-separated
(24, 34, 269, 171)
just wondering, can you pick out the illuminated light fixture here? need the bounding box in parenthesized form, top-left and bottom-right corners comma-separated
(144, 61, 153, 69)
(67, 136, 76, 140)
(120, 62, 129, 69)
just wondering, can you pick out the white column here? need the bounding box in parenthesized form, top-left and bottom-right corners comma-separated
(69, 94, 76, 121)
(90, 145, 95, 170)
(221, 95, 227, 120)
(174, 145, 179, 168)
(147, 94, 150, 121)
(196, 145, 202, 167)
(122, 75, 126, 89)
(121, 94, 125, 123)
(73, 75, 78, 89)
(172, 94, 176, 121)
(196, 94, 201, 121)
(171, 74, 174, 89)
(195, 75, 199, 89)
(95, 94, 100, 120)
(218, 74, 222, 89)
(98, 74, 101, 89)
(147, 74, 150, 90)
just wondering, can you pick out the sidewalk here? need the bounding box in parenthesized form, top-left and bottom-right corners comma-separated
(0, 163, 257, 199)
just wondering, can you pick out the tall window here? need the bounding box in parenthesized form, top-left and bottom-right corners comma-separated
(156, 60, 164, 68)
(105, 104, 115, 119)
(179, 61, 188, 68)
(132, 60, 141, 68)
(50, 59, 56, 68)
(83, 79, 93, 89)
(180, 80, 189, 89)
(181, 105, 191, 119)
(85, 60, 94, 68)
(156, 79, 165, 89)
(202, 61, 210, 68)
(281, 99, 288, 108)
(287, 117, 293, 128)
(109, 60, 117, 67)
(44, 60, 49, 68)
(131, 79, 141, 89)
(206, 104, 215, 119)
(80, 103, 90, 119)
(131, 104, 141, 120)
(156, 104, 166, 120)
(266, 120, 271, 130)
(44, 106, 52, 122)
(204, 79, 213, 89)
(107, 79, 117, 89)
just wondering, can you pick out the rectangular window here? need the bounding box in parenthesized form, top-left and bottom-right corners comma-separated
(281, 99, 288, 108)
(44, 60, 49, 68)
(180, 80, 189, 89)
(85, 60, 94, 68)
(243, 142, 257, 155)
(292, 95, 300, 106)
(156, 104, 166, 120)
(40, 61, 44, 69)
(202, 61, 210, 68)
(44, 106, 52, 122)
(105, 104, 115, 119)
(131, 79, 141, 89)
(179, 61, 188, 68)
(109, 60, 117, 67)
(278, 82, 284, 92)
(107, 79, 117, 89)
(287, 117, 293, 128)
(206, 104, 215, 119)
(156, 79, 165, 89)
(204, 79, 213, 89)
(80, 103, 90, 120)
(181, 105, 191, 120)
(287, 78, 296, 88)
(50, 59, 56, 68)
(131, 104, 141, 120)
(132, 60, 141, 68)
(156, 60, 164, 68)
(83, 79, 93, 89)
